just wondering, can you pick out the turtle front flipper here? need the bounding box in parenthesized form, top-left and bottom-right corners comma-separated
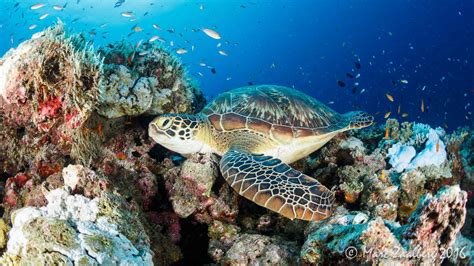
(220, 150, 334, 221)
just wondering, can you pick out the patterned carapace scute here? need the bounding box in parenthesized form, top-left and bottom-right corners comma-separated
(201, 85, 342, 129)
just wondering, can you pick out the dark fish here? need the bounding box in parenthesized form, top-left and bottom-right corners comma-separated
(346, 72, 354, 79)
(144, 12, 149, 16)
(211, 68, 216, 74)
(240, 5, 246, 8)
(167, 28, 175, 33)
(114, 0, 125, 8)
(248, 82, 253, 85)
(352, 87, 357, 93)
(337, 80, 346, 87)
(354, 61, 361, 69)
(77, 0, 80, 4)
(14, 2, 19, 7)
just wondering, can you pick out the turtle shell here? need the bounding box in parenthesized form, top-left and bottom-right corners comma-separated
(201, 85, 344, 131)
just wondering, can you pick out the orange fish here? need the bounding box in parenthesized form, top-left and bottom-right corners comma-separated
(116, 152, 127, 160)
(421, 99, 425, 113)
(386, 93, 394, 102)
(385, 126, 390, 140)
(379, 170, 386, 182)
(436, 140, 440, 152)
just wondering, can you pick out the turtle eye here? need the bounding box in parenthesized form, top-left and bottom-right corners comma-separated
(159, 118, 172, 129)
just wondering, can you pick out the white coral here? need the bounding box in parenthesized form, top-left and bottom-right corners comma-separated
(3, 187, 152, 265)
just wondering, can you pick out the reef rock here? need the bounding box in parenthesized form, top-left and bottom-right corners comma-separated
(0, 24, 102, 172)
(97, 41, 204, 118)
(0, 188, 153, 265)
(301, 185, 467, 265)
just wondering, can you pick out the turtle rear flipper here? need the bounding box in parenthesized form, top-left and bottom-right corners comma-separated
(220, 150, 334, 221)
(342, 111, 374, 130)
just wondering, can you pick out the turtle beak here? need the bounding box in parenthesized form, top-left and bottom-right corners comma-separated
(148, 122, 165, 142)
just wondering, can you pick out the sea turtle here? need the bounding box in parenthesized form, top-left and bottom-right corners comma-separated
(149, 85, 373, 221)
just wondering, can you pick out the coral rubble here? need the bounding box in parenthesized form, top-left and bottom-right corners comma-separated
(0, 24, 472, 265)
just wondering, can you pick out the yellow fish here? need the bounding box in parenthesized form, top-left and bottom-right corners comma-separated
(421, 99, 425, 112)
(133, 26, 142, 32)
(386, 93, 394, 102)
(384, 111, 391, 119)
(402, 113, 409, 117)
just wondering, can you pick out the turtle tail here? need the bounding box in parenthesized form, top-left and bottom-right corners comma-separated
(342, 111, 374, 130)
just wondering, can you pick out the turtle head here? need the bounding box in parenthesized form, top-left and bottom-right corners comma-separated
(148, 114, 206, 155)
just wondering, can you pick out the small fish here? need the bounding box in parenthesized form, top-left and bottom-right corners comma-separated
(116, 152, 127, 160)
(337, 80, 345, 87)
(211, 68, 216, 74)
(30, 3, 46, 10)
(199, 63, 206, 67)
(379, 170, 386, 182)
(53, 5, 64, 11)
(248, 82, 254, 85)
(148, 36, 161, 42)
(385, 126, 390, 139)
(153, 24, 160, 30)
(218, 50, 228, 56)
(354, 61, 361, 69)
(203, 28, 221, 39)
(436, 140, 440, 152)
(170, 41, 174, 46)
(384, 112, 391, 119)
(114, 0, 125, 8)
(421, 85, 426, 91)
(216, 42, 222, 48)
(133, 26, 142, 32)
(355, 73, 361, 79)
(401, 113, 408, 117)
(400, 79, 408, 84)
(121, 11, 133, 17)
(328, 101, 335, 105)
(352, 87, 357, 94)
(386, 93, 394, 102)
(200, 3, 204, 10)
(226, 77, 232, 80)
(421, 99, 425, 112)
(176, 49, 188, 54)
(29, 24, 38, 30)
(346, 72, 354, 79)
(397, 104, 401, 114)
(39, 13, 49, 20)
(197, 72, 204, 77)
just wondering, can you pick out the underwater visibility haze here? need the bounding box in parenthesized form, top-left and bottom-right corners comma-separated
(0, 0, 472, 265)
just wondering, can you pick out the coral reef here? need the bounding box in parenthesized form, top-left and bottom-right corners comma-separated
(97, 41, 204, 118)
(0, 24, 471, 265)
(1, 187, 152, 264)
(301, 186, 467, 265)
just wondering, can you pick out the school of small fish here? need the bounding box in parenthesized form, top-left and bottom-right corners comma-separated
(1, 1, 470, 127)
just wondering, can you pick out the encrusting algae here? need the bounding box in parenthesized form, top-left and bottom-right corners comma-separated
(0, 24, 472, 265)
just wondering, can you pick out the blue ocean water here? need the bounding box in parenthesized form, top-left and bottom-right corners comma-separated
(1, 0, 472, 130)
